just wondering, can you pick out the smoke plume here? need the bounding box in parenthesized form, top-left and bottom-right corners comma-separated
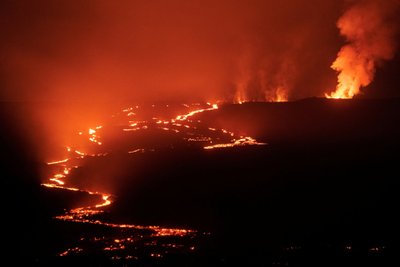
(0, 0, 345, 104)
(326, 0, 400, 99)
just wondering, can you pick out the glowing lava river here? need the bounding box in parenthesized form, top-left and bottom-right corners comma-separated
(41, 102, 266, 262)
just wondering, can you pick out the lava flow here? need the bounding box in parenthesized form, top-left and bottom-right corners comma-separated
(42, 143, 197, 260)
(41, 102, 266, 260)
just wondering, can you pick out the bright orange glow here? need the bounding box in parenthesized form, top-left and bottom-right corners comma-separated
(86, 126, 103, 145)
(123, 128, 139, 132)
(47, 158, 69, 165)
(326, 45, 364, 99)
(325, 0, 398, 99)
(234, 81, 247, 104)
(265, 87, 288, 102)
(74, 150, 86, 156)
(204, 137, 267, 150)
(42, 183, 80, 192)
(175, 103, 218, 121)
(95, 195, 111, 208)
(123, 107, 133, 112)
(49, 178, 65, 185)
(59, 247, 83, 257)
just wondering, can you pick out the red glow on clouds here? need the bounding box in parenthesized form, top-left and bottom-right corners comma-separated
(1, 0, 399, 104)
(1, 0, 399, 161)
(0, 0, 346, 103)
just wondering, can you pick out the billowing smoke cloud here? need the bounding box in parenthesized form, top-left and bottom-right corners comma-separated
(326, 0, 400, 99)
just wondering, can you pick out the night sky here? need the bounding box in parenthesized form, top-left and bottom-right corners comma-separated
(1, 0, 398, 103)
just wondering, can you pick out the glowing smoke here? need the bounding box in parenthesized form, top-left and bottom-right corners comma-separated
(0, 0, 399, 106)
(0, 0, 343, 104)
(326, 0, 400, 99)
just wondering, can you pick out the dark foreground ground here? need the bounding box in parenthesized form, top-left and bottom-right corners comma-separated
(1, 98, 400, 266)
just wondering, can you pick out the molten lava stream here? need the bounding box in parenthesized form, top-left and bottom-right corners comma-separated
(41, 102, 267, 259)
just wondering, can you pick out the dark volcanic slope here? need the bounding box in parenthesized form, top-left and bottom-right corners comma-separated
(204, 97, 400, 145)
(112, 98, 400, 266)
(1, 98, 400, 266)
